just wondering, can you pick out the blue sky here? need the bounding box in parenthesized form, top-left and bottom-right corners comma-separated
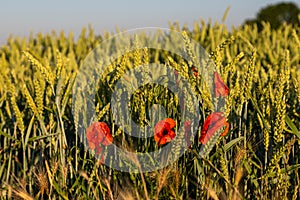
(0, 0, 299, 43)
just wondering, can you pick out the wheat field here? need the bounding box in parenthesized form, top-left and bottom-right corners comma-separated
(0, 17, 300, 199)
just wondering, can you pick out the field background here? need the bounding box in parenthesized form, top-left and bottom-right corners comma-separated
(0, 16, 300, 199)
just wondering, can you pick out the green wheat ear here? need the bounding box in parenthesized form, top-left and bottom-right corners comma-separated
(210, 36, 235, 72)
(199, 128, 224, 158)
(22, 83, 39, 115)
(265, 137, 295, 178)
(292, 29, 300, 47)
(182, 31, 197, 67)
(55, 49, 63, 79)
(96, 103, 111, 121)
(22, 51, 55, 86)
(8, 80, 25, 135)
(273, 66, 288, 144)
(34, 78, 45, 117)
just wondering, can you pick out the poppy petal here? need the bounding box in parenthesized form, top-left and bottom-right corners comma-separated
(88, 141, 96, 150)
(165, 118, 176, 129)
(154, 121, 167, 136)
(168, 130, 176, 139)
(200, 112, 229, 144)
(95, 146, 102, 155)
(86, 122, 113, 148)
(220, 122, 230, 136)
(99, 122, 113, 146)
(214, 72, 229, 97)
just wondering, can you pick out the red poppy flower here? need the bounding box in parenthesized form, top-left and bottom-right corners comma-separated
(214, 72, 229, 97)
(154, 118, 176, 146)
(86, 122, 113, 155)
(199, 112, 229, 144)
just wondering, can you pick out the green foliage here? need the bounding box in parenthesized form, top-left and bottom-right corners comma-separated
(244, 2, 300, 31)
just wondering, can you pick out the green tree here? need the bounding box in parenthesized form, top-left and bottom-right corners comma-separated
(244, 2, 300, 30)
